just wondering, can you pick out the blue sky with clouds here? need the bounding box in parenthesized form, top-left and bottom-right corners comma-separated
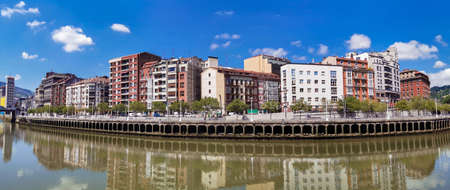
(1, 0, 449, 90)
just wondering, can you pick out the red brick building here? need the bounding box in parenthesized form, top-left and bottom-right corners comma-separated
(108, 52, 161, 106)
(321, 56, 376, 101)
(400, 69, 430, 100)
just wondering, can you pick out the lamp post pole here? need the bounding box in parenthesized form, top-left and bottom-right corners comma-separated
(435, 98, 438, 118)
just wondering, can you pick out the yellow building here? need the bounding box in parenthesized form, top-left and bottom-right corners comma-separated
(244, 55, 290, 75)
(0, 96, 6, 107)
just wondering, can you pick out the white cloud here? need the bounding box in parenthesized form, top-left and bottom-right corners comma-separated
(39, 58, 47, 62)
(389, 40, 438, 60)
(435, 34, 448, 47)
(1, 1, 39, 18)
(26, 20, 46, 29)
(22, 51, 38, 59)
(222, 41, 231, 48)
(52, 26, 94, 53)
(251, 48, 288, 57)
(308, 47, 315, 54)
(215, 10, 234, 16)
(346, 34, 371, 50)
(14, 74, 21, 80)
(292, 55, 307, 61)
(214, 33, 240, 40)
(317, 44, 328, 55)
(210, 43, 219, 50)
(434, 60, 447, 68)
(429, 68, 450, 87)
(110, 23, 130, 33)
(49, 176, 88, 190)
(290, 40, 302, 47)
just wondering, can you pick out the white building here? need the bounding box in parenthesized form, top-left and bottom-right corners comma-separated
(66, 77, 109, 109)
(346, 47, 400, 103)
(5, 76, 15, 108)
(281, 64, 344, 110)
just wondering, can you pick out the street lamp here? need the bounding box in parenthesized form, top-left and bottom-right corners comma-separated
(435, 98, 438, 118)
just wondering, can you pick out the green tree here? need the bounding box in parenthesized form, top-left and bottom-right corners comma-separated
(342, 96, 361, 112)
(226, 99, 248, 114)
(290, 101, 311, 112)
(395, 100, 410, 111)
(169, 101, 190, 115)
(262, 101, 280, 119)
(151, 102, 167, 113)
(201, 97, 221, 112)
(112, 103, 127, 115)
(97, 102, 110, 115)
(66, 106, 76, 115)
(190, 100, 203, 113)
(129, 101, 147, 113)
(442, 95, 450, 104)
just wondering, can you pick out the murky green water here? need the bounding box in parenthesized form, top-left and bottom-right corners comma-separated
(1, 121, 450, 190)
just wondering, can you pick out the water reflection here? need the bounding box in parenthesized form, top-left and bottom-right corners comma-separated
(1, 122, 450, 190)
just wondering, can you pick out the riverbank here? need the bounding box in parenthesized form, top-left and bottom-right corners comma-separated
(16, 116, 450, 139)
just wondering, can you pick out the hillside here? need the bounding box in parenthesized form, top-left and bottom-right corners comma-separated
(431, 85, 450, 100)
(0, 82, 34, 98)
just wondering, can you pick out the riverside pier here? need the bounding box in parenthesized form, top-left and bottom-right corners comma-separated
(18, 116, 450, 139)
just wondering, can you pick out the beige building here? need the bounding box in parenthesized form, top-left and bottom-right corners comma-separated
(244, 55, 290, 75)
(202, 66, 280, 113)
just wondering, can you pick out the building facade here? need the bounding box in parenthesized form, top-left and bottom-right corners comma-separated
(244, 54, 290, 75)
(281, 64, 344, 110)
(35, 72, 82, 107)
(66, 76, 109, 109)
(321, 56, 376, 101)
(202, 66, 280, 112)
(400, 69, 430, 100)
(140, 57, 203, 110)
(5, 76, 15, 108)
(108, 52, 161, 106)
(346, 47, 400, 103)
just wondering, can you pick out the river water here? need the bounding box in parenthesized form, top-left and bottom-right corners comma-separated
(1, 121, 450, 190)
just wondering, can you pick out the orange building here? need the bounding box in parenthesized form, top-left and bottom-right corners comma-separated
(321, 56, 376, 101)
(400, 69, 430, 100)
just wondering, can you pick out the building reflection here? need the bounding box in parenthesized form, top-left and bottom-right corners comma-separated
(0, 122, 15, 163)
(10, 125, 450, 189)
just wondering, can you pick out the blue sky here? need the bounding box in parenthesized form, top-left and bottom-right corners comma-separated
(1, 0, 449, 90)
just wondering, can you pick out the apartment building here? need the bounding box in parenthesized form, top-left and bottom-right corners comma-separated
(108, 52, 161, 106)
(201, 56, 219, 69)
(35, 72, 82, 107)
(281, 64, 344, 109)
(140, 57, 203, 109)
(5, 76, 15, 108)
(66, 76, 109, 109)
(321, 56, 376, 101)
(202, 66, 280, 112)
(346, 47, 400, 103)
(400, 69, 430, 100)
(244, 54, 290, 75)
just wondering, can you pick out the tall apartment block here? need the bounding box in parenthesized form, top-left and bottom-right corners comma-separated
(400, 69, 430, 100)
(346, 47, 400, 103)
(202, 66, 280, 112)
(244, 54, 290, 75)
(35, 72, 82, 107)
(5, 76, 15, 108)
(66, 76, 109, 108)
(321, 56, 376, 101)
(280, 64, 344, 110)
(142, 57, 203, 109)
(108, 52, 161, 106)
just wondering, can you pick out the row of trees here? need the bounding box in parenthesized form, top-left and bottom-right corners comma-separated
(395, 97, 450, 114)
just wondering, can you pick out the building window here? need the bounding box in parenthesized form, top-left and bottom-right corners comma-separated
(307, 80, 311, 84)
(314, 71, 318, 76)
(321, 71, 325, 76)
(322, 88, 326, 93)
(299, 79, 303, 84)
(282, 70, 286, 78)
(308, 97, 312, 102)
(322, 80, 325, 84)
(315, 97, 319, 102)
(291, 69, 296, 78)
(300, 88, 304, 93)
(209, 89, 211, 94)
(307, 71, 311, 75)
(331, 87, 337, 95)
(330, 71, 337, 78)
(314, 80, 318, 84)
(331, 79, 337, 86)
(209, 81, 211, 85)
(315, 88, 319, 93)
(307, 88, 311, 93)
(299, 71, 303, 75)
